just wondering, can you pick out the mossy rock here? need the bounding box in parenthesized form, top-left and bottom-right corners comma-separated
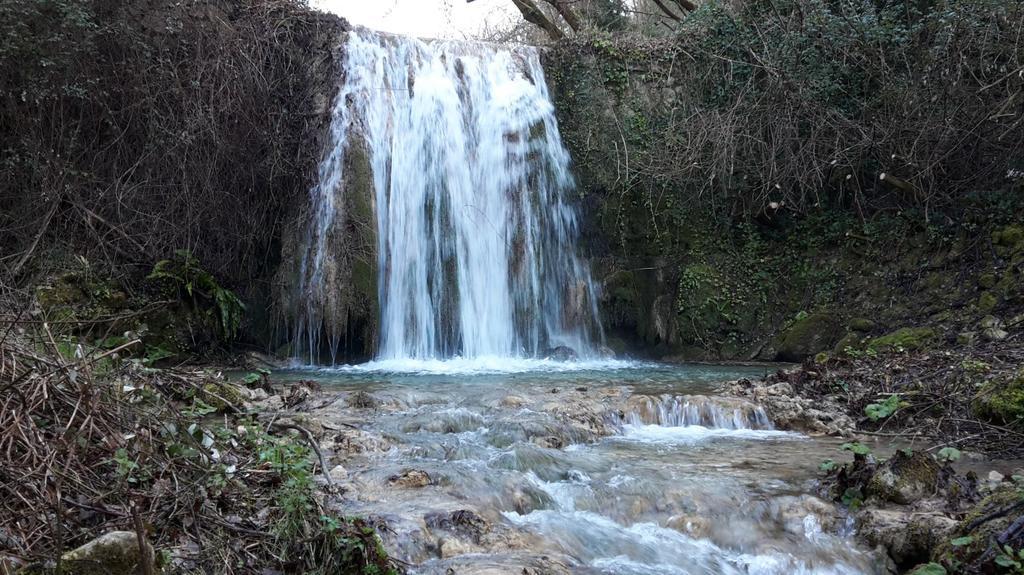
(865, 450, 944, 505)
(932, 485, 1023, 565)
(992, 224, 1024, 249)
(773, 312, 842, 362)
(866, 327, 937, 354)
(61, 531, 156, 575)
(848, 318, 876, 333)
(977, 272, 996, 289)
(200, 381, 247, 412)
(972, 370, 1024, 427)
(833, 331, 867, 357)
(977, 291, 998, 313)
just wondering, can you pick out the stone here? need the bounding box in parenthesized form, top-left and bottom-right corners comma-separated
(773, 312, 843, 362)
(329, 464, 348, 481)
(982, 326, 1008, 341)
(833, 332, 867, 356)
(61, 531, 155, 575)
(973, 370, 1024, 425)
(856, 509, 956, 568)
(956, 331, 976, 345)
(347, 390, 379, 409)
(666, 514, 711, 538)
(389, 469, 432, 488)
(425, 509, 490, 545)
(977, 291, 998, 313)
(987, 470, 1004, 483)
(543, 346, 578, 361)
(849, 318, 877, 332)
(499, 395, 527, 408)
(866, 327, 937, 353)
(865, 450, 943, 505)
(439, 537, 479, 558)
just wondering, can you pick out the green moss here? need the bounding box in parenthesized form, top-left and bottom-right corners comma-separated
(973, 370, 1024, 427)
(993, 224, 1024, 249)
(774, 312, 842, 362)
(201, 381, 247, 412)
(848, 318, 876, 332)
(977, 272, 996, 289)
(977, 291, 998, 312)
(833, 332, 867, 356)
(865, 450, 943, 505)
(934, 486, 1023, 564)
(867, 327, 937, 353)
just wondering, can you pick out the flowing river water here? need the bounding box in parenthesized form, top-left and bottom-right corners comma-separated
(281, 26, 890, 575)
(272, 361, 889, 575)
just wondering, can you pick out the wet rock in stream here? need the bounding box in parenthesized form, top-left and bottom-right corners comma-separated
(728, 378, 856, 435)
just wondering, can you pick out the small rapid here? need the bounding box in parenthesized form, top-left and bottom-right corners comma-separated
(271, 364, 887, 575)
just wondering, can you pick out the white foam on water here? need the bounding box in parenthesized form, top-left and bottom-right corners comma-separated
(308, 356, 650, 375)
(616, 423, 799, 445)
(504, 509, 871, 575)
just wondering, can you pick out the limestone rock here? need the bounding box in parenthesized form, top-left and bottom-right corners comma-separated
(329, 464, 348, 481)
(389, 469, 432, 488)
(666, 514, 711, 538)
(61, 531, 155, 575)
(856, 509, 956, 568)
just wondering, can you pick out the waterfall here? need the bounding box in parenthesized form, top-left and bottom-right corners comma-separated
(293, 28, 603, 363)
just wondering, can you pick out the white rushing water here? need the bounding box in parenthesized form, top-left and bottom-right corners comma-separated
(295, 28, 603, 364)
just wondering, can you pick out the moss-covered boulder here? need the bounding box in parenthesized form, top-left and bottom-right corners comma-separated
(973, 370, 1024, 427)
(866, 327, 937, 354)
(773, 312, 842, 362)
(848, 318, 877, 333)
(62, 531, 156, 575)
(833, 331, 868, 357)
(200, 380, 248, 412)
(932, 485, 1024, 569)
(992, 224, 1024, 255)
(865, 450, 946, 505)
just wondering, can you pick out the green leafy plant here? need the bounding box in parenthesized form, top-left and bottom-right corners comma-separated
(865, 394, 906, 421)
(819, 459, 837, 472)
(148, 250, 245, 339)
(995, 545, 1024, 571)
(910, 564, 946, 575)
(841, 487, 864, 511)
(936, 447, 962, 463)
(841, 442, 872, 456)
(950, 535, 975, 547)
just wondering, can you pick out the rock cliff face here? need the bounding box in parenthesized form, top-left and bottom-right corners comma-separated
(542, 35, 1024, 361)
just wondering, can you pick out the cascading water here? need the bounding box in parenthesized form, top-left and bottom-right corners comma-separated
(294, 28, 603, 364)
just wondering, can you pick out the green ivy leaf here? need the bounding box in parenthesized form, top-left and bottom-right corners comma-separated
(841, 442, 872, 456)
(950, 536, 974, 547)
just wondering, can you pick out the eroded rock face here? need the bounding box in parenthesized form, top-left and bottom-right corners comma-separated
(61, 531, 155, 575)
(857, 509, 956, 568)
(727, 378, 855, 435)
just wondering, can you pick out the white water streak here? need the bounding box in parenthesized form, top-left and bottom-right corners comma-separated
(296, 28, 602, 363)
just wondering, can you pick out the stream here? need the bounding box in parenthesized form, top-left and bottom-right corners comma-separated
(273, 360, 889, 574)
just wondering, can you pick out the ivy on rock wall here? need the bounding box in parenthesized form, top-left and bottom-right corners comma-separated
(546, 0, 1024, 359)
